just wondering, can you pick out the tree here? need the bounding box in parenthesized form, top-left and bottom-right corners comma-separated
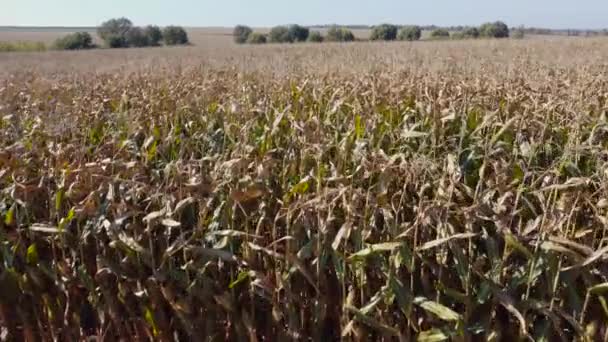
(370, 24, 398, 41)
(145, 25, 163, 46)
(479, 21, 510, 38)
(126, 27, 149, 47)
(247, 33, 267, 44)
(326, 26, 355, 42)
(307, 31, 324, 42)
(106, 35, 128, 48)
(234, 25, 253, 44)
(163, 26, 189, 45)
(398, 26, 421, 41)
(54, 32, 94, 50)
(269, 26, 292, 43)
(288, 25, 309, 42)
(462, 27, 480, 38)
(98, 17, 133, 45)
(430, 29, 450, 39)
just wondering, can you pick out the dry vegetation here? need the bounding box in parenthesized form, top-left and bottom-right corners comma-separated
(1, 37, 608, 341)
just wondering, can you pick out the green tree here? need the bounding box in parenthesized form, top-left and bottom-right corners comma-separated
(234, 25, 253, 44)
(145, 25, 163, 46)
(269, 26, 291, 43)
(326, 26, 355, 42)
(370, 24, 398, 41)
(163, 26, 189, 45)
(106, 35, 128, 48)
(288, 25, 309, 42)
(398, 26, 421, 41)
(479, 21, 510, 38)
(462, 27, 480, 38)
(307, 31, 324, 42)
(98, 17, 133, 46)
(54, 32, 94, 50)
(430, 29, 450, 39)
(247, 33, 267, 44)
(126, 27, 150, 47)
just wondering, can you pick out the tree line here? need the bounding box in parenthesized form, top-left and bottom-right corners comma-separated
(234, 25, 356, 44)
(53, 18, 190, 50)
(3, 20, 550, 53)
(234, 21, 516, 45)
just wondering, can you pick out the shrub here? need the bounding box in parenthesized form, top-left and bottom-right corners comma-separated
(326, 26, 355, 42)
(288, 25, 309, 42)
(430, 29, 450, 39)
(450, 31, 467, 40)
(105, 35, 128, 48)
(247, 33, 267, 44)
(53, 32, 94, 50)
(511, 26, 525, 39)
(125, 27, 149, 47)
(398, 26, 421, 41)
(145, 25, 163, 46)
(307, 31, 324, 43)
(370, 24, 398, 41)
(269, 26, 292, 43)
(234, 25, 253, 44)
(163, 26, 189, 45)
(451, 32, 465, 40)
(479, 21, 510, 38)
(462, 27, 480, 38)
(98, 17, 133, 46)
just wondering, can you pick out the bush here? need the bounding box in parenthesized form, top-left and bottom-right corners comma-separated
(307, 31, 324, 43)
(247, 33, 267, 44)
(450, 32, 465, 40)
(163, 26, 189, 45)
(511, 26, 525, 39)
(145, 25, 163, 46)
(462, 27, 480, 38)
(430, 29, 450, 39)
(326, 26, 355, 42)
(105, 35, 128, 48)
(234, 25, 253, 44)
(269, 26, 291, 43)
(98, 18, 133, 46)
(288, 25, 309, 42)
(125, 27, 149, 47)
(53, 32, 94, 50)
(370, 24, 398, 41)
(479, 21, 510, 38)
(398, 26, 421, 41)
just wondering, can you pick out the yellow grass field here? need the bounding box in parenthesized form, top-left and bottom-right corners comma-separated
(1, 34, 608, 340)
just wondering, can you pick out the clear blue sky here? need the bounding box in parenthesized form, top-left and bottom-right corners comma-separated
(2, 0, 606, 29)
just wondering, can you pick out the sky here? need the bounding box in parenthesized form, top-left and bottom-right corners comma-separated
(1, 0, 607, 29)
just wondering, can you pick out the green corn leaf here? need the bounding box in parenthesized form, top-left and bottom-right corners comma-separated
(355, 114, 364, 139)
(349, 242, 402, 260)
(413, 297, 462, 322)
(144, 307, 159, 337)
(26, 243, 38, 265)
(417, 328, 450, 342)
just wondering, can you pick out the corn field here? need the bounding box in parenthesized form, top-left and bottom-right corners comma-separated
(1, 39, 608, 341)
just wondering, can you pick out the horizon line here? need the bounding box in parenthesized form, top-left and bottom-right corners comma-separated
(1, 25, 606, 31)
